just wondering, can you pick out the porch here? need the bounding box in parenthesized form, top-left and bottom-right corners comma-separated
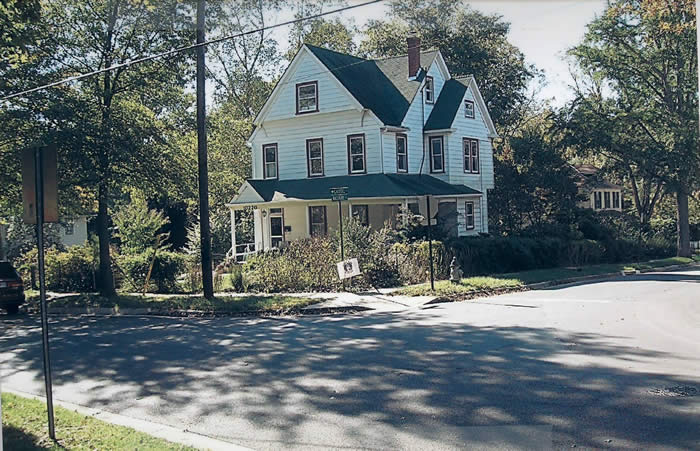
(226, 174, 484, 262)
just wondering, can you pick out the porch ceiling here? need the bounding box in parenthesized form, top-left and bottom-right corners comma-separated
(229, 174, 481, 205)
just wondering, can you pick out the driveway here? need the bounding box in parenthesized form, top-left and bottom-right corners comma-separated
(1, 269, 699, 450)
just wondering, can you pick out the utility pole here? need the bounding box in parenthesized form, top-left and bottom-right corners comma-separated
(196, 0, 214, 299)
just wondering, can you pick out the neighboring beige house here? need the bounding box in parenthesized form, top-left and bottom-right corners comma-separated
(58, 215, 89, 247)
(227, 38, 498, 261)
(574, 164, 623, 212)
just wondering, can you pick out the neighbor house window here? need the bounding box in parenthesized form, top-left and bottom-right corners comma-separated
(64, 222, 74, 235)
(351, 205, 369, 226)
(464, 99, 475, 119)
(263, 143, 278, 179)
(594, 191, 602, 209)
(613, 191, 621, 209)
(463, 138, 479, 173)
(306, 138, 324, 177)
(396, 133, 408, 173)
(465, 201, 475, 230)
(604, 191, 611, 209)
(425, 76, 434, 103)
(429, 136, 445, 173)
(347, 134, 366, 174)
(296, 81, 318, 114)
(309, 206, 327, 236)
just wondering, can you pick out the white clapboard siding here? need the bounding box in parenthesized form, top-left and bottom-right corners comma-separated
(251, 110, 383, 180)
(447, 86, 495, 191)
(382, 131, 396, 173)
(422, 61, 447, 123)
(401, 91, 428, 174)
(263, 50, 357, 123)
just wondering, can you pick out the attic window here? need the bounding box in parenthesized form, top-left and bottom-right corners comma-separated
(296, 81, 318, 114)
(425, 76, 434, 103)
(464, 100, 475, 119)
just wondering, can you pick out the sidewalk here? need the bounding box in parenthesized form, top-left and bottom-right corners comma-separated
(300, 290, 436, 312)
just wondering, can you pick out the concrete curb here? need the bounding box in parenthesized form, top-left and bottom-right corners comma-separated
(3, 387, 249, 450)
(426, 262, 700, 305)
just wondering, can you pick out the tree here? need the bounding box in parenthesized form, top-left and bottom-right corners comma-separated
(568, 0, 698, 256)
(4, 0, 194, 295)
(285, 0, 356, 59)
(359, 0, 537, 133)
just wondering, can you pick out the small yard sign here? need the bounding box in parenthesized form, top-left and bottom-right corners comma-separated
(337, 258, 361, 280)
(330, 186, 348, 201)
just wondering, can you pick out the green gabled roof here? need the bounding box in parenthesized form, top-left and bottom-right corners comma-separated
(424, 78, 470, 131)
(306, 44, 438, 127)
(232, 174, 481, 204)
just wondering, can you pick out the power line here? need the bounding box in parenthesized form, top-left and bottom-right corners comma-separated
(1, 0, 385, 102)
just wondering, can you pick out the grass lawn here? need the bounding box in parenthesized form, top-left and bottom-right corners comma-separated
(27, 293, 317, 314)
(393, 255, 699, 297)
(2, 392, 192, 450)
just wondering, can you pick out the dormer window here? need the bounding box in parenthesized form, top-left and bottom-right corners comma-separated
(464, 99, 475, 119)
(296, 81, 318, 114)
(424, 76, 434, 103)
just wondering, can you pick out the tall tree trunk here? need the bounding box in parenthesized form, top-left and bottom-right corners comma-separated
(676, 185, 691, 257)
(97, 184, 115, 295)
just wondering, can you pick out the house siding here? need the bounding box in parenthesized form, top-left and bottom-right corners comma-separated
(251, 110, 383, 180)
(423, 62, 447, 123)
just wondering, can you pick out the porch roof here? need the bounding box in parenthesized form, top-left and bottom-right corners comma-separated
(230, 174, 481, 205)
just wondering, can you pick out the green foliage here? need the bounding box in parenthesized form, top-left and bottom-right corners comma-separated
(114, 195, 170, 255)
(115, 250, 186, 294)
(390, 241, 450, 285)
(17, 245, 95, 292)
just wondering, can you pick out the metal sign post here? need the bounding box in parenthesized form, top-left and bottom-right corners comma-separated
(330, 187, 349, 289)
(23, 146, 57, 439)
(426, 195, 435, 291)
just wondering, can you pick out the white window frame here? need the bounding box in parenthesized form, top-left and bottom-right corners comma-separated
(613, 191, 620, 209)
(463, 138, 479, 174)
(306, 138, 324, 177)
(465, 201, 475, 230)
(263, 143, 278, 179)
(347, 134, 366, 174)
(296, 81, 318, 114)
(464, 99, 475, 119)
(425, 76, 434, 103)
(429, 136, 445, 173)
(396, 133, 408, 173)
(604, 191, 611, 209)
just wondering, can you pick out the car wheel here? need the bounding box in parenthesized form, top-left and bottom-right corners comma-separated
(5, 304, 20, 315)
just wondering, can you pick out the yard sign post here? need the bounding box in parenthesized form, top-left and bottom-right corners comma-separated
(22, 145, 57, 440)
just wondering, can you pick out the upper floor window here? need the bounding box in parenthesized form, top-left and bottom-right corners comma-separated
(424, 76, 434, 103)
(604, 191, 611, 209)
(64, 222, 74, 235)
(351, 204, 369, 226)
(306, 138, 324, 177)
(612, 191, 621, 209)
(263, 143, 278, 179)
(429, 136, 444, 173)
(396, 133, 408, 173)
(463, 138, 479, 173)
(465, 201, 475, 230)
(594, 191, 602, 209)
(296, 81, 318, 114)
(464, 99, 475, 119)
(347, 134, 366, 174)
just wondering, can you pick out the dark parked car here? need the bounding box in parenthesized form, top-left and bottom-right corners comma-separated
(0, 261, 25, 315)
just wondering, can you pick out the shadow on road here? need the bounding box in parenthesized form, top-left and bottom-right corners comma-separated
(1, 310, 698, 449)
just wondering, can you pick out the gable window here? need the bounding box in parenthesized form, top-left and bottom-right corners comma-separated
(424, 76, 434, 103)
(429, 136, 445, 173)
(263, 143, 278, 179)
(594, 191, 602, 210)
(396, 133, 408, 173)
(612, 191, 621, 209)
(296, 81, 318, 114)
(604, 191, 611, 209)
(464, 99, 475, 119)
(463, 138, 479, 173)
(309, 206, 327, 236)
(351, 205, 369, 226)
(306, 138, 324, 177)
(465, 201, 475, 230)
(347, 134, 366, 174)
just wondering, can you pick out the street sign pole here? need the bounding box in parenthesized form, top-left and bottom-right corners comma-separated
(34, 146, 55, 440)
(426, 195, 435, 291)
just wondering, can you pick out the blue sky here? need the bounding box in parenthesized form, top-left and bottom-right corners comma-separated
(269, 0, 608, 107)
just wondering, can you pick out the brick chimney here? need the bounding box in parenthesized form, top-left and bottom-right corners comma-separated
(407, 34, 420, 78)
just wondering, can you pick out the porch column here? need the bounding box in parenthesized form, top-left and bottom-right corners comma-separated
(230, 208, 237, 261)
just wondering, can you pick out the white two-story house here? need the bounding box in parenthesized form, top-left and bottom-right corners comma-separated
(227, 37, 498, 260)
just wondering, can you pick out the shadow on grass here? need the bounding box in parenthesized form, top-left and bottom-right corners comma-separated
(2, 424, 57, 451)
(1, 309, 699, 449)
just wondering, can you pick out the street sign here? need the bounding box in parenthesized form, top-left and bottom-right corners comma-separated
(330, 186, 348, 201)
(22, 146, 58, 224)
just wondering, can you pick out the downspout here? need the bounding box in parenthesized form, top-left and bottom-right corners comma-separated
(418, 82, 427, 175)
(379, 128, 384, 173)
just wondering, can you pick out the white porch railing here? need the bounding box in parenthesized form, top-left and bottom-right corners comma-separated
(226, 243, 257, 263)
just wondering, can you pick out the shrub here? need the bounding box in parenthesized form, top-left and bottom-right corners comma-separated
(390, 241, 450, 285)
(566, 240, 605, 266)
(335, 219, 399, 288)
(116, 250, 186, 293)
(16, 245, 96, 292)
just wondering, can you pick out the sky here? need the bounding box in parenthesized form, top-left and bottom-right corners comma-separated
(269, 0, 608, 107)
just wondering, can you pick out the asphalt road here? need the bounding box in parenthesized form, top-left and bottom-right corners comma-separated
(2, 269, 699, 450)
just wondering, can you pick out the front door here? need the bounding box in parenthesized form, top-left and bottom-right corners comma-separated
(269, 208, 284, 248)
